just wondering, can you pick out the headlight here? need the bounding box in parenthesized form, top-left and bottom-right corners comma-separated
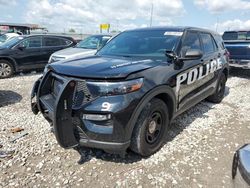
(86, 78, 143, 96)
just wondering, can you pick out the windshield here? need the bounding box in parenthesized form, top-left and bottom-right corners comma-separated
(97, 30, 182, 57)
(0, 36, 24, 48)
(0, 34, 7, 43)
(76, 36, 105, 49)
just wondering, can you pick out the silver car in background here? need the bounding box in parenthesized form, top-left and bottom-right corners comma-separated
(48, 34, 112, 63)
(0, 33, 19, 45)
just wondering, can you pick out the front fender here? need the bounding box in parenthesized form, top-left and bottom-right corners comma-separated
(127, 85, 176, 140)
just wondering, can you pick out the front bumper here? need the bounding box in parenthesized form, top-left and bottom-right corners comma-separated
(31, 71, 142, 152)
(229, 59, 250, 69)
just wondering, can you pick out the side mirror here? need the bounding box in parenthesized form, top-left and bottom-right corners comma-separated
(232, 144, 250, 187)
(18, 44, 26, 50)
(181, 49, 203, 61)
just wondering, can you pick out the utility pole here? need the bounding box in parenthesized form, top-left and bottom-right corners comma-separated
(149, 3, 154, 27)
(215, 17, 219, 32)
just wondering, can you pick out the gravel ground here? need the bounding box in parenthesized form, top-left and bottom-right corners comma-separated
(0, 70, 249, 188)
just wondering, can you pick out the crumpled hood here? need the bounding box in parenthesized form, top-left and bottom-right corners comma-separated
(52, 47, 97, 58)
(49, 56, 164, 79)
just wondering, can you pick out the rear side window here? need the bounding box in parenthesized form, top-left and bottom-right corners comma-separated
(44, 37, 72, 47)
(19, 37, 42, 48)
(180, 31, 201, 57)
(214, 35, 225, 50)
(61, 38, 73, 46)
(200, 33, 216, 54)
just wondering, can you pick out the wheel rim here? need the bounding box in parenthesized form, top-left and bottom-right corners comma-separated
(145, 111, 163, 144)
(0, 63, 11, 77)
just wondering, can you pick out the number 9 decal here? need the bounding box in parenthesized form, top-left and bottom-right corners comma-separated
(101, 102, 111, 111)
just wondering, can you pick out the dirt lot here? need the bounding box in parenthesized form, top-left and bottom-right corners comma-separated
(0, 70, 249, 188)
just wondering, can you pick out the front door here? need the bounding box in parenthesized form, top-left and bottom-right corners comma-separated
(14, 36, 43, 70)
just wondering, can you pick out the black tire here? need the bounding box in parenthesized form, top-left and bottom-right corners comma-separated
(130, 98, 169, 157)
(0, 60, 14, 79)
(206, 73, 226, 103)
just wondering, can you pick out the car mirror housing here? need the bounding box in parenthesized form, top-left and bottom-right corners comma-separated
(18, 45, 26, 50)
(180, 49, 203, 61)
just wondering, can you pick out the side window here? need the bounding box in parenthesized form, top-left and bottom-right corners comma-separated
(19, 37, 42, 48)
(200, 33, 216, 54)
(214, 35, 225, 50)
(44, 37, 61, 47)
(181, 32, 201, 57)
(60, 38, 73, 46)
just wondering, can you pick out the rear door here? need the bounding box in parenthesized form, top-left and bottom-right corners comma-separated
(14, 36, 43, 70)
(199, 32, 221, 86)
(41, 36, 73, 64)
(177, 31, 220, 110)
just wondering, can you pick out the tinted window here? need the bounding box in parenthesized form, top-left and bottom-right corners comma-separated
(222, 31, 250, 40)
(61, 38, 72, 46)
(181, 32, 201, 57)
(98, 30, 182, 57)
(214, 35, 225, 50)
(44, 37, 71, 47)
(44, 37, 61, 47)
(200, 33, 216, 54)
(20, 37, 42, 48)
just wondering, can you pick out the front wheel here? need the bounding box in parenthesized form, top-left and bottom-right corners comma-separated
(0, 60, 14, 79)
(206, 73, 226, 103)
(130, 98, 169, 157)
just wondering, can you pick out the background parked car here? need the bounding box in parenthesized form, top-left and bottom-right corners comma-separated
(222, 31, 250, 69)
(0, 33, 19, 45)
(232, 144, 250, 187)
(48, 34, 111, 63)
(0, 35, 76, 78)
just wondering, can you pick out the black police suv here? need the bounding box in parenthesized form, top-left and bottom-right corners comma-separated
(31, 27, 229, 157)
(0, 35, 76, 78)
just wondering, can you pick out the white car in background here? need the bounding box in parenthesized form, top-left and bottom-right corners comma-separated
(48, 34, 112, 63)
(0, 33, 19, 45)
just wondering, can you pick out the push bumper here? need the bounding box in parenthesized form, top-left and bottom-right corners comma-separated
(229, 59, 250, 69)
(30, 72, 140, 152)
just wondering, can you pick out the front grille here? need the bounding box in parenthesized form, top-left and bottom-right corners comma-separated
(72, 80, 93, 108)
(72, 117, 87, 141)
(47, 72, 93, 108)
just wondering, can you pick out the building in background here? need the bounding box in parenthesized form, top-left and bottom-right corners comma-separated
(0, 23, 47, 34)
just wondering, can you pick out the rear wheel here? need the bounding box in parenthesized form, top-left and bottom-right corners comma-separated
(206, 73, 226, 103)
(0, 60, 14, 79)
(130, 98, 169, 157)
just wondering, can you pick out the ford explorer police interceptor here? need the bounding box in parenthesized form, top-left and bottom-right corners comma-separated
(31, 27, 229, 157)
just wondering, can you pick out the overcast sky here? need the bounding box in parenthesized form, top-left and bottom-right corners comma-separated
(1, 0, 250, 33)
